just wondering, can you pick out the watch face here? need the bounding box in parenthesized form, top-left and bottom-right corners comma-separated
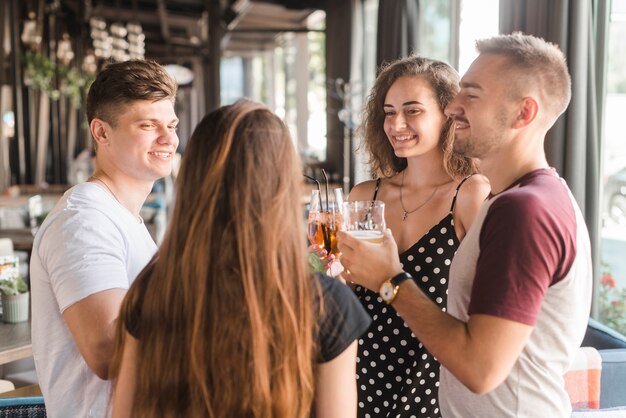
(380, 281, 396, 302)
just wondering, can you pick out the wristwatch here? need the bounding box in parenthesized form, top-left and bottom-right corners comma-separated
(379, 272, 413, 304)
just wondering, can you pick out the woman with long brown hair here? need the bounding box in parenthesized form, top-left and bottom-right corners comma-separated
(109, 99, 371, 418)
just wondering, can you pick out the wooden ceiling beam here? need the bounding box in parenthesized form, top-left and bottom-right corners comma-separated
(90, 4, 199, 28)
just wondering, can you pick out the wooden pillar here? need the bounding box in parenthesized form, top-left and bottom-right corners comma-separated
(0, 1, 9, 190)
(204, 0, 223, 112)
(9, 0, 26, 184)
(48, 9, 61, 184)
(0, 1, 5, 92)
(324, 1, 352, 183)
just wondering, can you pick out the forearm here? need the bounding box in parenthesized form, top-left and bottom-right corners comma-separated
(111, 334, 138, 418)
(336, 228, 528, 393)
(315, 340, 359, 418)
(392, 280, 522, 394)
(392, 281, 473, 382)
(63, 289, 127, 380)
(85, 319, 118, 379)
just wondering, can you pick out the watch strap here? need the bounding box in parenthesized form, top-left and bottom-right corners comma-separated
(390, 271, 412, 287)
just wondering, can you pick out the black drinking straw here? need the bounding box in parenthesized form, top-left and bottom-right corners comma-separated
(319, 169, 334, 253)
(321, 169, 330, 212)
(303, 174, 324, 210)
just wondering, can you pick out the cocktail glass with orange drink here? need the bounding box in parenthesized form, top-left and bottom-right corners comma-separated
(307, 188, 344, 257)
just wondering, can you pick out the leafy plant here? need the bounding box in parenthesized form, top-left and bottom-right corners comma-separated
(22, 50, 95, 108)
(598, 268, 626, 335)
(0, 274, 28, 296)
(308, 252, 326, 274)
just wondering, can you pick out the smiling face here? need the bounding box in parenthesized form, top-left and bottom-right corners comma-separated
(98, 98, 179, 182)
(383, 76, 447, 160)
(445, 54, 516, 159)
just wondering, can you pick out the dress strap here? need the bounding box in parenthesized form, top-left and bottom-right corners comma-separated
(449, 174, 473, 212)
(372, 178, 382, 200)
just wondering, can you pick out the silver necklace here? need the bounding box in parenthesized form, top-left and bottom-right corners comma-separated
(89, 175, 121, 204)
(399, 170, 439, 221)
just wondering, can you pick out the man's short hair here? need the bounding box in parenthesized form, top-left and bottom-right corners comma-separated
(476, 32, 571, 121)
(86, 60, 178, 126)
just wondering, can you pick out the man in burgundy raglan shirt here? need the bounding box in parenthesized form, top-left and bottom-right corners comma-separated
(338, 33, 592, 418)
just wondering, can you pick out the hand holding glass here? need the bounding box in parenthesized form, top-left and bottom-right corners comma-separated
(341, 200, 386, 243)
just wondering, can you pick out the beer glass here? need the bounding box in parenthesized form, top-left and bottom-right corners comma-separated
(341, 200, 386, 243)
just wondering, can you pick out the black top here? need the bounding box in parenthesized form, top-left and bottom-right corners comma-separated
(124, 271, 371, 364)
(316, 274, 372, 362)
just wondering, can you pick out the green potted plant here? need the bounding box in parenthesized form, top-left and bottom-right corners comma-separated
(0, 257, 29, 323)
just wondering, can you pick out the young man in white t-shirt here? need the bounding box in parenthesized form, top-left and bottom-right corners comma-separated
(30, 60, 179, 418)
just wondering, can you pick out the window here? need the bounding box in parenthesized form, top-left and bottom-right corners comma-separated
(351, 0, 378, 185)
(306, 30, 327, 162)
(220, 18, 326, 162)
(220, 57, 244, 105)
(598, 0, 626, 334)
(420, 0, 455, 63)
(458, 0, 499, 75)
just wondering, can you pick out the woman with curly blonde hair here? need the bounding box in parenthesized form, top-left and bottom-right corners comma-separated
(347, 56, 490, 417)
(109, 99, 371, 418)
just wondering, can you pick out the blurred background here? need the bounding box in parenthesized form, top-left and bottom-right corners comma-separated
(0, 0, 625, 377)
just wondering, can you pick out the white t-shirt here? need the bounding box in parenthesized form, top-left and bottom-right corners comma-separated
(30, 183, 157, 418)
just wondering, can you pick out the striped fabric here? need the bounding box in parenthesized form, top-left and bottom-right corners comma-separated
(0, 396, 46, 417)
(565, 346, 603, 410)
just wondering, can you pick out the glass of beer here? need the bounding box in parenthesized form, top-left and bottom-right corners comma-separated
(341, 200, 386, 243)
(307, 189, 344, 256)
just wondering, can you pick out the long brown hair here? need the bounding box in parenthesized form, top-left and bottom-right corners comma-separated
(111, 100, 317, 417)
(361, 55, 478, 178)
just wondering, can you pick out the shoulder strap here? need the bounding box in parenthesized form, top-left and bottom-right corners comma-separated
(449, 174, 473, 212)
(372, 178, 382, 200)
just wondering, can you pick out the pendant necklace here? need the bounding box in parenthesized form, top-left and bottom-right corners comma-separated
(399, 170, 439, 221)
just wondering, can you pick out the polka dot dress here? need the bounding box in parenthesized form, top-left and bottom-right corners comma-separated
(354, 182, 464, 418)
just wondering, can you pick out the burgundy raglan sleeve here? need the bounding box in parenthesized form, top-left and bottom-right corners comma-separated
(467, 189, 574, 325)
